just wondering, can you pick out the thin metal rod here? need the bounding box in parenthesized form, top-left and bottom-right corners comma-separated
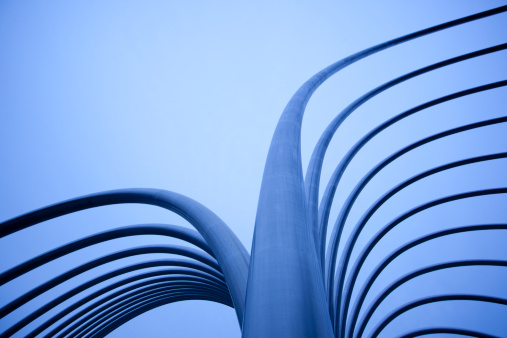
(370, 295, 507, 338)
(350, 225, 507, 338)
(305, 44, 507, 272)
(0, 188, 249, 325)
(356, 259, 507, 338)
(0, 244, 218, 320)
(20, 261, 224, 338)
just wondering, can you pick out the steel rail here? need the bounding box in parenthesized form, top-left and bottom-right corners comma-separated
(0, 188, 249, 325)
(324, 83, 507, 316)
(305, 44, 507, 271)
(350, 225, 507, 338)
(336, 188, 507, 335)
(327, 115, 507, 333)
(0, 244, 219, 320)
(370, 295, 507, 338)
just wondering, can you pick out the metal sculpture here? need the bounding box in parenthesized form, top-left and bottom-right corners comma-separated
(1, 5, 506, 337)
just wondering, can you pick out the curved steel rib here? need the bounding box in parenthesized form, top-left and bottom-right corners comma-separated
(356, 259, 507, 338)
(337, 188, 507, 336)
(328, 115, 507, 333)
(0, 223, 213, 287)
(324, 82, 507, 307)
(0, 188, 248, 325)
(349, 224, 507, 338)
(306, 44, 507, 269)
(370, 295, 507, 338)
(0, 244, 219, 321)
(95, 294, 231, 338)
(61, 283, 231, 338)
(23, 267, 226, 338)
(87, 291, 231, 338)
(244, 5, 507, 337)
(398, 328, 499, 338)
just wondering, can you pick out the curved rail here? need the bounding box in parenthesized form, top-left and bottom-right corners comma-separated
(23, 268, 227, 338)
(328, 115, 507, 332)
(305, 44, 507, 269)
(370, 295, 507, 338)
(0, 188, 249, 324)
(0, 244, 219, 320)
(337, 188, 507, 335)
(349, 225, 507, 338)
(356, 259, 507, 338)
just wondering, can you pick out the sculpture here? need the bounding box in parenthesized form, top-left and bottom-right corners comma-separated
(1, 5, 506, 337)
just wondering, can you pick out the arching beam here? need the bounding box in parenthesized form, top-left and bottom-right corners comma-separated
(0, 188, 249, 325)
(86, 291, 231, 338)
(398, 327, 498, 338)
(0, 244, 219, 321)
(336, 188, 507, 335)
(243, 6, 507, 337)
(349, 225, 507, 338)
(24, 269, 227, 338)
(0, 223, 214, 287)
(306, 44, 507, 270)
(327, 115, 507, 332)
(95, 294, 233, 338)
(324, 86, 507, 312)
(59, 284, 231, 338)
(370, 295, 507, 338)
(356, 260, 507, 338)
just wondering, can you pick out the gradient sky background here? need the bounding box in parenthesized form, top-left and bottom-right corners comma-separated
(1, 1, 506, 337)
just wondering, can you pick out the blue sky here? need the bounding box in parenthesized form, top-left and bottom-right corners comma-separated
(1, 1, 506, 337)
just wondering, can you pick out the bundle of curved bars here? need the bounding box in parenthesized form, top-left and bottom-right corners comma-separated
(1, 5, 506, 337)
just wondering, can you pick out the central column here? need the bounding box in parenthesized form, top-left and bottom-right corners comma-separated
(242, 78, 334, 337)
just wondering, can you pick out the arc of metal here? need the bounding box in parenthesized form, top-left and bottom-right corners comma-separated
(94, 294, 231, 338)
(25, 270, 227, 338)
(325, 81, 507, 310)
(398, 328, 499, 338)
(0, 244, 219, 321)
(356, 259, 507, 338)
(243, 6, 507, 337)
(370, 295, 507, 338)
(349, 224, 507, 338)
(60, 283, 230, 338)
(306, 43, 507, 271)
(335, 152, 507, 334)
(328, 114, 507, 330)
(337, 188, 507, 336)
(0, 223, 213, 287)
(86, 291, 230, 338)
(0, 188, 249, 325)
(64, 282, 231, 338)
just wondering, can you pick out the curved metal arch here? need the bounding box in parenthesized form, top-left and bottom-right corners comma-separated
(243, 6, 507, 336)
(56, 280, 231, 338)
(0, 223, 213, 287)
(356, 259, 507, 338)
(7, 260, 226, 338)
(349, 224, 507, 338)
(60, 283, 231, 338)
(329, 152, 507, 335)
(26, 269, 228, 338)
(86, 291, 231, 338)
(0, 188, 249, 324)
(327, 115, 507, 329)
(95, 294, 233, 338)
(399, 328, 499, 338)
(0, 244, 219, 320)
(336, 188, 507, 335)
(324, 85, 507, 308)
(370, 295, 507, 338)
(305, 44, 507, 268)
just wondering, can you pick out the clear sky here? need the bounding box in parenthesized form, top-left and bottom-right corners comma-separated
(1, 1, 506, 337)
